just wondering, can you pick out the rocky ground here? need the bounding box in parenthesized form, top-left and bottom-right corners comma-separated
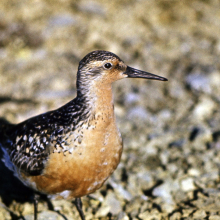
(0, 0, 220, 219)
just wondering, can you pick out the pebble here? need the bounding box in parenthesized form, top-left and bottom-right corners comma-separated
(186, 72, 211, 93)
(49, 15, 76, 27)
(0, 0, 220, 219)
(108, 178, 133, 201)
(24, 211, 63, 220)
(125, 92, 140, 104)
(193, 96, 216, 120)
(209, 216, 220, 220)
(152, 182, 174, 204)
(188, 168, 200, 176)
(78, 1, 106, 15)
(170, 212, 182, 220)
(95, 205, 110, 218)
(116, 212, 129, 220)
(127, 106, 151, 122)
(104, 191, 121, 215)
(192, 210, 207, 219)
(139, 211, 162, 220)
(180, 178, 196, 191)
(182, 208, 195, 218)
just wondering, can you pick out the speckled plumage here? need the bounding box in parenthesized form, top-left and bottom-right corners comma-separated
(1, 97, 90, 176)
(0, 50, 167, 220)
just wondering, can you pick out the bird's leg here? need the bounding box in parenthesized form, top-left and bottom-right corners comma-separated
(45, 196, 54, 211)
(34, 194, 40, 220)
(75, 197, 85, 220)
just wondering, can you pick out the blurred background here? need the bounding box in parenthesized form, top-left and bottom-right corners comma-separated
(0, 0, 220, 219)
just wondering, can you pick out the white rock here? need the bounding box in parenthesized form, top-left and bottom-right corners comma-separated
(180, 178, 196, 191)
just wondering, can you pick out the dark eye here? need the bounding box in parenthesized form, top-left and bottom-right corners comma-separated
(104, 63, 112, 69)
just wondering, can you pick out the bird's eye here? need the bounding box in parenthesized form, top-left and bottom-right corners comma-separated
(103, 63, 112, 69)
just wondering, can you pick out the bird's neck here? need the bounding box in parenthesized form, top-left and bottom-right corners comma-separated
(77, 83, 114, 117)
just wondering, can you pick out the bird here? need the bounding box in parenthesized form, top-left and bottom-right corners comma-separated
(0, 50, 168, 220)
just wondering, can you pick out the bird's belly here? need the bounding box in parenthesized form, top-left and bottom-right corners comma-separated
(23, 121, 123, 198)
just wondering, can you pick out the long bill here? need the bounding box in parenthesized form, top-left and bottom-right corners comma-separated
(124, 66, 168, 81)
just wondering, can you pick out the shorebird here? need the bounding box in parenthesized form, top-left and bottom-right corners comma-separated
(0, 50, 167, 219)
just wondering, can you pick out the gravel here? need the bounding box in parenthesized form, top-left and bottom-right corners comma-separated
(0, 0, 220, 219)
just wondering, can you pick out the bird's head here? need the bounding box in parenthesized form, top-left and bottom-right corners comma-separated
(77, 50, 167, 96)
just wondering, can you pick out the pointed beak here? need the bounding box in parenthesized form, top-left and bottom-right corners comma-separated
(124, 66, 168, 81)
